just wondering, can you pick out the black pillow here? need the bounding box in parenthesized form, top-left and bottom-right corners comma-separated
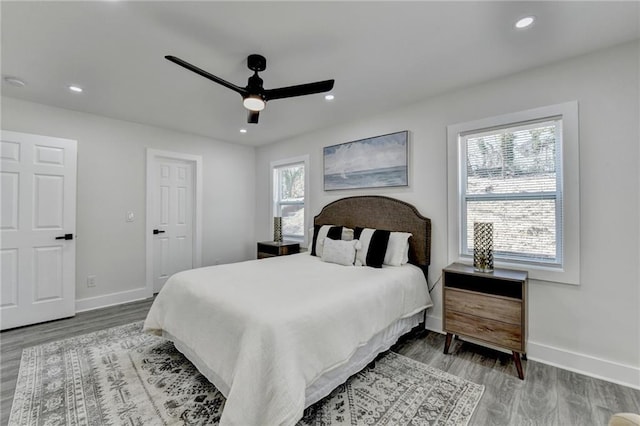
(310, 225, 344, 256)
(354, 227, 391, 268)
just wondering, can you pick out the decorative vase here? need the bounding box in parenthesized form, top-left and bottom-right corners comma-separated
(273, 217, 283, 242)
(473, 222, 494, 272)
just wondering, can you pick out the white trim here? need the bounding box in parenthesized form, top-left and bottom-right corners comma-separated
(527, 340, 640, 390)
(146, 149, 203, 297)
(269, 155, 310, 247)
(423, 318, 640, 390)
(424, 313, 442, 333)
(447, 101, 580, 284)
(75, 287, 149, 313)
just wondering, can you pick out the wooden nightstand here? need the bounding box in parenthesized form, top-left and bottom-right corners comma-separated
(442, 262, 528, 379)
(257, 241, 300, 259)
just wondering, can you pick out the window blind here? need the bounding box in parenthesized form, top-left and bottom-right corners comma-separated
(274, 163, 305, 239)
(461, 118, 562, 264)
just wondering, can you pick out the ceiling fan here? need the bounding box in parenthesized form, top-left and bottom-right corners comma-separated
(166, 54, 335, 124)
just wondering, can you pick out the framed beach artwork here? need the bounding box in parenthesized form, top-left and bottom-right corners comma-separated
(323, 130, 408, 191)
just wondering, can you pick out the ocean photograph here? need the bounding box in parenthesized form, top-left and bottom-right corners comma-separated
(324, 131, 408, 190)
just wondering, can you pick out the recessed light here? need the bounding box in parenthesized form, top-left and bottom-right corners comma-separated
(68, 85, 83, 93)
(515, 16, 535, 29)
(324, 94, 335, 101)
(3, 76, 26, 88)
(239, 129, 247, 133)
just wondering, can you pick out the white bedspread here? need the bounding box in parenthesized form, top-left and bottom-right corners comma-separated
(143, 253, 432, 426)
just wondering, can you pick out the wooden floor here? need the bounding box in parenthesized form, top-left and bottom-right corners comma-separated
(1, 298, 639, 425)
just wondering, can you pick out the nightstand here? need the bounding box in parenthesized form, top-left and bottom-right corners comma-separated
(257, 241, 300, 259)
(442, 262, 528, 379)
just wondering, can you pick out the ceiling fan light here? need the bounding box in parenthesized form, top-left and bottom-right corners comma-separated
(243, 95, 265, 111)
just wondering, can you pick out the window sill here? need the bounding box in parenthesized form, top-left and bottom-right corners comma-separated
(454, 255, 579, 285)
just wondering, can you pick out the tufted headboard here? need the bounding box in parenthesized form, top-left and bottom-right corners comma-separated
(313, 196, 431, 275)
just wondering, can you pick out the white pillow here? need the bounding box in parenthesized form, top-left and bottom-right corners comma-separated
(341, 227, 354, 241)
(354, 228, 387, 268)
(312, 225, 354, 257)
(402, 243, 410, 264)
(321, 238, 360, 266)
(355, 228, 412, 267)
(384, 232, 412, 266)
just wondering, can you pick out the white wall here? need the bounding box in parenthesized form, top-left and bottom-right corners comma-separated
(255, 41, 640, 388)
(2, 97, 256, 309)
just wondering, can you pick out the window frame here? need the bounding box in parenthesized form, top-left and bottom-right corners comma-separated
(270, 155, 309, 246)
(447, 102, 580, 284)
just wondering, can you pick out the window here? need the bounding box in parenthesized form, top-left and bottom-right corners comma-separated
(271, 156, 309, 244)
(448, 102, 580, 284)
(462, 119, 562, 265)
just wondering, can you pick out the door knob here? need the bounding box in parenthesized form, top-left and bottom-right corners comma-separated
(55, 233, 74, 240)
(153, 229, 166, 235)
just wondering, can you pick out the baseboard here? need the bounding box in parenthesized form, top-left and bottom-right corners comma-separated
(424, 313, 442, 333)
(423, 315, 640, 390)
(527, 340, 640, 390)
(75, 287, 150, 313)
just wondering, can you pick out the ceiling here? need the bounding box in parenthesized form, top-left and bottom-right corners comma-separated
(1, 2, 638, 147)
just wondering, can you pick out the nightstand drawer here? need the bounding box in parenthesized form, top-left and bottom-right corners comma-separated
(445, 288, 521, 325)
(445, 310, 523, 351)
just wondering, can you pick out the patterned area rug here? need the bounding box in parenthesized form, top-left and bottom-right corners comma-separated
(10, 322, 484, 425)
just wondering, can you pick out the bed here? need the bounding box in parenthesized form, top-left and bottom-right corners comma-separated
(144, 195, 432, 426)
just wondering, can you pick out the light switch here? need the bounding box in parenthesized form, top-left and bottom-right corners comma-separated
(126, 211, 135, 222)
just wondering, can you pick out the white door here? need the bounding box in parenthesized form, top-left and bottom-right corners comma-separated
(1, 130, 77, 330)
(151, 157, 195, 292)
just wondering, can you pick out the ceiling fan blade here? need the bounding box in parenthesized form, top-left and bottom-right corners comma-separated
(165, 55, 247, 96)
(247, 110, 260, 124)
(264, 79, 334, 101)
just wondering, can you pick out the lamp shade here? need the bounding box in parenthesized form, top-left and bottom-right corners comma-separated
(273, 217, 283, 242)
(473, 222, 494, 272)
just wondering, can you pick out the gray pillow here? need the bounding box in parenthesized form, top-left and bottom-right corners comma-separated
(321, 238, 360, 266)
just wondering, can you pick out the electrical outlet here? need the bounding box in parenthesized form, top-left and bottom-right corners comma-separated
(87, 275, 97, 287)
